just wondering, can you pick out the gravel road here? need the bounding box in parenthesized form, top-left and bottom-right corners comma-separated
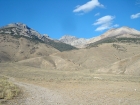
(7, 78, 66, 105)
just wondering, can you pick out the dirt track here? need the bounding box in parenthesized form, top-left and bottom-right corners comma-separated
(6, 77, 67, 105)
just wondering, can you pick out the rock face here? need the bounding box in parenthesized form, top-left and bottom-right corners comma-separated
(59, 35, 89, 48)
(60, 35, 78, 43)
(0, 23, 43, 39)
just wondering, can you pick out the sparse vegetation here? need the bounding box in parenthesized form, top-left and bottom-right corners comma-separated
(112, 44, 127, 52)
(87, 37, 140, 48)
(0, 76, 20, 103)
(87, 37, 117, 48)
(117, 37, 140, 44)
(43, 38, 77, 52)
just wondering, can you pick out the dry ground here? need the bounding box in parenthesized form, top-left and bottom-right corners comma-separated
(0, 63, 140, 105)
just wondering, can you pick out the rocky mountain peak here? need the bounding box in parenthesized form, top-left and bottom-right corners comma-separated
(59, 35, 88, 48)
(6, 23, 30, 29)
(60, 35, 78, 41)
(0, 23, 42, 39)
(0, 23, 77, 51)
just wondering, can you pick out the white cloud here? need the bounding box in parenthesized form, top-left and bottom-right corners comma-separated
(131, 13, 140, 19)
(93, 15, 115, 25)
(94, 12, 100, 16)
(73, 0, 104, 13)
(93, 15, 118, 31)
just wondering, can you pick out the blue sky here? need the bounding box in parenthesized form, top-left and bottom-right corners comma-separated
(0, 0, 140, 39)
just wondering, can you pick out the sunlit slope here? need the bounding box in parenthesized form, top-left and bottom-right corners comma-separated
(0, 34, 58, 62)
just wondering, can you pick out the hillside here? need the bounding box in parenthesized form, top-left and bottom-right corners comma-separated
(42, 36, 77, 52)
(87, 37, 140, 48)
(0, 23, 77, 52)
(55, 42, 140, 75)
(88, 26, 140, 44)
(0, 33, 58, 62)
(97, 53, 140, 75)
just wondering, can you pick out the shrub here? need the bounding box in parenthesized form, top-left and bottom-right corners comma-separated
(0, 76, 20, 100)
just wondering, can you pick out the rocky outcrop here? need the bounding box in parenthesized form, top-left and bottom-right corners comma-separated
(0, 23, 43, 39)
(59, 35, 89, 48)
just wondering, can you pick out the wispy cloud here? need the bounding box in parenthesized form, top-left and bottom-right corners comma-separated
(131, 13, 140, 19)
(73, 0, 104, 14)
(93, 15, 118, 31)
(94, 12, 100, 16)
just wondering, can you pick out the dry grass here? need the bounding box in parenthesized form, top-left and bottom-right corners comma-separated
(0, 63, 140, 83)
(0, 76, 20, 104)
(0, 63, 140, 104)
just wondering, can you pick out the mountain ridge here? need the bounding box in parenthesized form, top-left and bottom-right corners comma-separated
(1, 23, 140, 49)
(88, 26, 140, 44)
(59, 26, 140, 48)
(0, 23, 77, 51)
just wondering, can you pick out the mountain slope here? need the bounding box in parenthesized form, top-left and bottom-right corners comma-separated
(97, 53, 140, 75)
(88, 27, 140, 44)
(87, 37, 140, 48)
(17, 55, 82, 70)
(55, 42, 140, 75)
(42, 36, 77, 52)
(0, 23, 77, 51)
(0, 33, 58, 62)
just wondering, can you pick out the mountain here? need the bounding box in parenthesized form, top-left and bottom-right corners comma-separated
(0, 23, 77, 51)
(87, 27, 140, 48)
(0, 23, 42, 39)
(59, 35, 88, 48)
(88, 26, 140, 44)
(60, 27, 140, 48)
(0, 33, 58, 62)
(0, 33, 81, 70)
(1, 23, 140, 75)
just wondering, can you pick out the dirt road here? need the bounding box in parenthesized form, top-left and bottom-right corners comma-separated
(7, 77, 66, 105)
